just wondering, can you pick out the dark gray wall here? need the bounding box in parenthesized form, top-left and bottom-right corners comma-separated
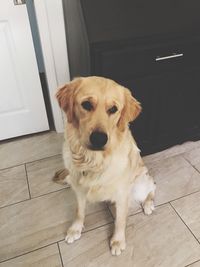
(26, 0, 44, 73)
(26, 0, 54, 129)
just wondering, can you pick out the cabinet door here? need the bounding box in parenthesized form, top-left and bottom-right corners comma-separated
(93, 38, 200, 81)
(123, 68, 200, 154)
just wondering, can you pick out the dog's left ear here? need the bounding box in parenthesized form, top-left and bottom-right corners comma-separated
(56, 78, 82, 125)
(118, 88, 142, 131)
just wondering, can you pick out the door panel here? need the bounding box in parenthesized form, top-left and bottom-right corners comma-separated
(0, 21, 25, 114)
(0, 0, 49, 140)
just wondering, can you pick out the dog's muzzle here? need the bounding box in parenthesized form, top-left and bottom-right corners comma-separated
(89, 131, 108, 150)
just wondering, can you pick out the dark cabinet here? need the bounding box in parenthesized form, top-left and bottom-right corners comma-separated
(63, 0, 200, 155)
(123, 69, 200, 154)
(93, 40, 200, 80)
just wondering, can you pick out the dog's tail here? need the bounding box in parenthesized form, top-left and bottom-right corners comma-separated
(52, 168, 69, 185)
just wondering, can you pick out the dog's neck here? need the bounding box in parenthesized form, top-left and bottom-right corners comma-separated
(65, 123, 128, 173)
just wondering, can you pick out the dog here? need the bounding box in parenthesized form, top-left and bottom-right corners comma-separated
(55, 76, 156, 256)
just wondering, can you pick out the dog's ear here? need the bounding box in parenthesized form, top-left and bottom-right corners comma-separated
(118, 88, 142, 131)
(56, 78, 81, 124)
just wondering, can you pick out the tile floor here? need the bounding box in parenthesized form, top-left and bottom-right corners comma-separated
(1, 131, 200, 266)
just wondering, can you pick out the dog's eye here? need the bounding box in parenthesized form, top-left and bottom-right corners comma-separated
(108, 105, 118, 114)
(81, 101, 93, 111)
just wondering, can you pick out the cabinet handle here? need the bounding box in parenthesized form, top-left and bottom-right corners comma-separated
(155, 53, 183, 61)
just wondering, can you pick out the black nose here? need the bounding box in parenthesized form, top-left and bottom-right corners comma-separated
(89, 131, 108, 149)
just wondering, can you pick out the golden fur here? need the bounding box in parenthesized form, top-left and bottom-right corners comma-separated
(56, 76, 156, 256)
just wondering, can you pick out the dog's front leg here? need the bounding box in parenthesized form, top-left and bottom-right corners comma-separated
(110, 196, 128, 256)
(65, 190, 86, 244)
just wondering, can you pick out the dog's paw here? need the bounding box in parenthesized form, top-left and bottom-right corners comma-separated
(65, 228, 82, 244)
(65, 223, 83, 244)
(110, 238, 126, 256)
(143, 201, 155, 215)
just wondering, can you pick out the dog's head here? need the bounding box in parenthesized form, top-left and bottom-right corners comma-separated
(56, 76, 141, 151)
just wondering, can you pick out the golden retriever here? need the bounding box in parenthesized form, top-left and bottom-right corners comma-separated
(55, 76, 156, 256)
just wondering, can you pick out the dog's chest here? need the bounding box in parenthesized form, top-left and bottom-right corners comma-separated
(80, 152, 129, 202)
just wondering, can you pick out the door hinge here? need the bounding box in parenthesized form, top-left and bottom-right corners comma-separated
(14, 0, 26, 5)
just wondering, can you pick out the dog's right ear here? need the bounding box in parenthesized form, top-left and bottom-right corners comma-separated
(56, 78, 82, 124)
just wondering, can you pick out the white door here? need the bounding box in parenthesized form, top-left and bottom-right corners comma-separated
(0, 0, 49, 140)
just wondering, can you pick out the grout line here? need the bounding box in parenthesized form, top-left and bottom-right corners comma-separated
(31, 187, 69, 200)
(2, 200, 196, 264)
(106, 203, 115, 220)
(127, 209, 144, 218)
(159, 189, 200, 206)
(143, 140, 200, 165)
(1, 183, 200, 214)
(57, 242, 64, 267)
(170, 203, 200, 245)
(0, 221, 113, 264)
(125, 190, 200, 219)
(0, 198, 31, 210)
(127, 198, 200, 220)
(0, 187, 69, 211)
(0, 241, 62, 264)
(1, 141, 199, 172)
(83, 221, 113, 235)
(0, 163, 25, 172)
(184, 259, 200, 267)
(144, 152, 185, 165)
(3, 197, 193, 263)
(25, 154, 62, 165)
(0, 154, 62, 172)
(0, 130, 52, 145)
(106, 202, 143, 219)
(182, 155, 200, 175)
(24, 164, 31, 199)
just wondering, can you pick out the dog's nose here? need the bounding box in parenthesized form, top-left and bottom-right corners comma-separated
(89, 131, 108, 149)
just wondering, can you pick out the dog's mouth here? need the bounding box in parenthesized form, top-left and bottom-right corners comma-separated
(87, 145, 105, 151)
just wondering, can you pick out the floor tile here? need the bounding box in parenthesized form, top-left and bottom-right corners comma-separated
(0, 189, 112, 262)
(108, 201, 141, 218)
(183, 147, 200, 172)
(59, 204, 200, 267)
(0, 165, 29, 208)
(171, 191, 200, 241)
(0, 244, 62, 267)
(26, 155, 68, 198)
(110, 154, 200, 217)
(147, 155, 200, 205)
(188, 261, 200, 267)
(0, 132, 63, 169)
(143, 140, 200, 165)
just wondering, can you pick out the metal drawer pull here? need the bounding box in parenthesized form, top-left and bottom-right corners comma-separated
(156, 53, 183, 61)
(14, 0, 26, 4)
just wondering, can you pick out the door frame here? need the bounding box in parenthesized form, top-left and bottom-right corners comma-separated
(34, 0, 69, 133)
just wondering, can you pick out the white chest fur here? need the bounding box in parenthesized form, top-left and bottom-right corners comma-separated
(79, 145, 131, 202)
(63, 132, 140, 203)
